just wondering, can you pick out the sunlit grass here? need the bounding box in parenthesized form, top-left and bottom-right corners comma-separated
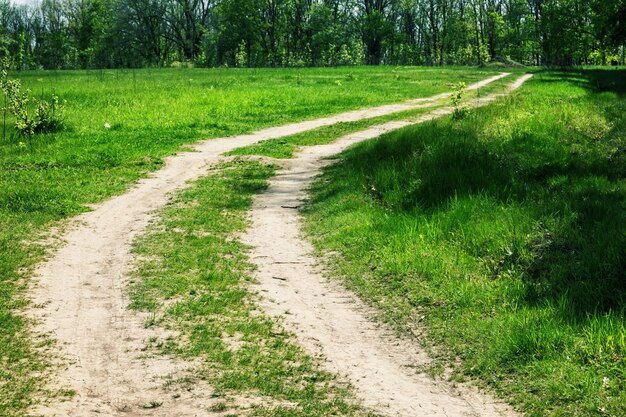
(227, 106, 436, 159)
(228, 72, 522, 159)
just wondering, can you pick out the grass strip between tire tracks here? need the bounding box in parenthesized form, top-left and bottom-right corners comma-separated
(129, 158, 378, 417)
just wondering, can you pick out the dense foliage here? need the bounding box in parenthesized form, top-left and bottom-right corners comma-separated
(0, 0, 624, 69)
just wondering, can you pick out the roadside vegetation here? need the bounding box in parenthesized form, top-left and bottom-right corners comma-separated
(302, 69, 625, 417)
(129, 158, 376, 417)
(0, 66, 494, 415)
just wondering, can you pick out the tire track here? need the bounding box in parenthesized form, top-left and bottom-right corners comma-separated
(242, 74, 532, 417)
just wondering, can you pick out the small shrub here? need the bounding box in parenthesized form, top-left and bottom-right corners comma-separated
(0, 58, 66, 144)
(34, 94, 66, 134)
(450, 81, 468, 119)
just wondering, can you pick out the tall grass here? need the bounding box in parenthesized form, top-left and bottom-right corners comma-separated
(304, 69, 626, 417)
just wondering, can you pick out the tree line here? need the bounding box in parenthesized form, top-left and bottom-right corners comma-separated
(0, 0, 624, 69)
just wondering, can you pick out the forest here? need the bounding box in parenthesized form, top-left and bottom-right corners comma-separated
(0, 0, 625, 69)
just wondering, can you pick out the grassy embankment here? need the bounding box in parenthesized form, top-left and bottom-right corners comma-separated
(300, 70, 625, 417)
(0, 66, 498, 415)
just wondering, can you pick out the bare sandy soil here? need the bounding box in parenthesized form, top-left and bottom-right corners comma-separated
(27, 73, 528, 416)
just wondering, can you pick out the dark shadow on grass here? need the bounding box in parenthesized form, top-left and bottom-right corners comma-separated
(534, 68, 626, 97)
(580, 69, 626, 96)
(317, 72, 626, 319)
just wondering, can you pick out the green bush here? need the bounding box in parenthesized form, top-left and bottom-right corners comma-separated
(1, 59, 66, 144)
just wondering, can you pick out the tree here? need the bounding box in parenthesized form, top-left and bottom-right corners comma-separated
(116, 0, 168, 66)
(593, 0, 626, 47)
(0, 0, 621, 68)
(360, 0, 393, 64)
(166, 0, 213, 62)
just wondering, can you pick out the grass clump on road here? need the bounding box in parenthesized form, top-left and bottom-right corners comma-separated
(0, 66, 500, 414)
(129, 158, 376, 417)
(303, 69, 626, 417)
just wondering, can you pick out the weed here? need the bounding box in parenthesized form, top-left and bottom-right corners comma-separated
(209, 402, 228, 412)
(140, 400, 162, 409)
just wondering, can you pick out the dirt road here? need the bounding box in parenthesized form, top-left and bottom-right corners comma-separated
(28, 73, 529, 416)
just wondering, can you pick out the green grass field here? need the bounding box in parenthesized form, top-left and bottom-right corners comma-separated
(0, 66, 501, 415)
(3, 66, 623, 417)
(302, 69, 625, 417)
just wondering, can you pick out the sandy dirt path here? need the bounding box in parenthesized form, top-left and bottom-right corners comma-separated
(28, 73, 519, 417)
(242, 74, 533, 417)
